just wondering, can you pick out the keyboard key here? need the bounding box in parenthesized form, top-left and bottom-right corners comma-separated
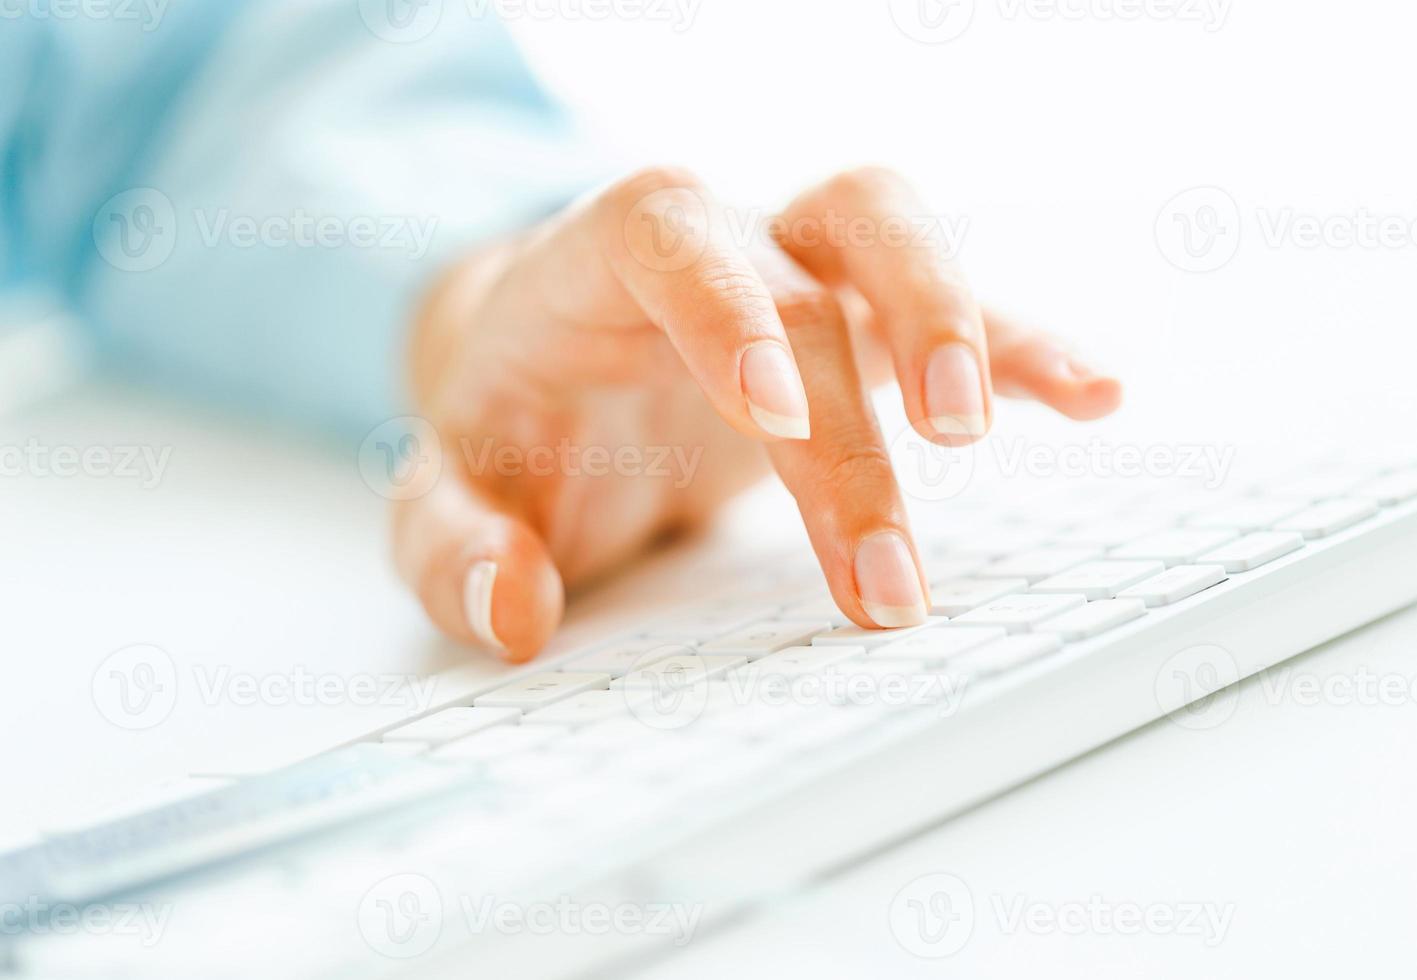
(473, 673, 611, 711)
(812, 617, 948, 648)
(1039, 599, 1146, 641)
(1196, 531, 1304, 572)
(949, 634, 1063, 677)
(1031, 560, 1165, 600)
(1049, 519, 1165, 549)
(779, 597, 850, 625)
(641, 605, 763, 641)
(1275, 498, 1380, 539)
(921, 556, 989, 580)
(980, 547, 1100, 583)
(1116, 564, 1227, 607)
(1110, 529, 1238, 566)
(928, 529, 1047, 559)
(743, 645, 866, 679)
(565, 642, 689, 678)
(1187, 498, 1305, 532)
(382, 707, 522, 746)
(875, 626, 1007, 664)
(928, 577, 1029, 617)
(1353, 472, 1417, 506)
(1267, 474, 1366, 501)
(432, 724, 563, 763)
(952, 593, 1086, 633)
(699, 620, 831, 659)
(615, 654, 748, 689)
(525, 690, 642, 728)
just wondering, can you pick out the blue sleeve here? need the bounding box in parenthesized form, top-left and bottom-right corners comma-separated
(0, 0, 610, 436)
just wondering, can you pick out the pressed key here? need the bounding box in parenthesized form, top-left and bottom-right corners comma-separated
(1038, 599, 1146, 641)
(473, 672, 611, 711)
(979, 547, 1100, 583)
(1275, 498, 1380, 539)
(1186, 498, 1305, 532)
(812, 617, 948, 648)
(432, 724, 563, 763)
(1116, 564, 1226, 606)
(875, 626, 1007, 664)
(699, 620, 831, 659)
(928, 578, 1028, 617)
(949, 634, 1063, 677)
(1031, 560, 1165, 600)
(564, 642, 689, 678)
(1196, 531, 1304, 572)
(1110, 529, 1238, 566)
(952, 593, 1086, 633)
(382, 707, 522, 746)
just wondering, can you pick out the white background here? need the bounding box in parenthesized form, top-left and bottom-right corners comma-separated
(4, 2, 1417, 977)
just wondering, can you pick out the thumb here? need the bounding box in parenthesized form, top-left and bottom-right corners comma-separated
(393, 473, 564, 664)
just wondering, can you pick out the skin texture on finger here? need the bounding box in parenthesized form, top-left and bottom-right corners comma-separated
(752, 245, 931, 630)
(597, 168, 813, 442)
(779, 167, 993, 447)
(392, 470, 565, 664)
(983, 307, 1124, 420)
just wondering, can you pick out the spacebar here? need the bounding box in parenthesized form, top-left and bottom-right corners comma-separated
(0, 746, 479, 908)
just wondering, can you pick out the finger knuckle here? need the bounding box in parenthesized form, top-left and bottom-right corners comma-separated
(814, 443, 894, 499)
(826, 165, 910, 206)
(608, 165, 707, 212)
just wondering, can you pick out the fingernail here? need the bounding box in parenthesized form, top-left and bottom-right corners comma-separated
(854, 531, 929, 629)
(924, 343, 988, 439)
(463, 560, 506, 652)
(741, 342, 811, 441)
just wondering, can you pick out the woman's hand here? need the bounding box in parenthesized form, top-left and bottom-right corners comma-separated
(394, 166, 1122, 662)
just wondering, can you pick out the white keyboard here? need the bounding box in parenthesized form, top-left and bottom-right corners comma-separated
(7, 455, 1417, 979)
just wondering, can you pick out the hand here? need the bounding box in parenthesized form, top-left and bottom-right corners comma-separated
(393, 166, 1122, 662)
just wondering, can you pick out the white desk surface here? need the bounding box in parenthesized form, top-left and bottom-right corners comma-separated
(4, 242, 1416, 977)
